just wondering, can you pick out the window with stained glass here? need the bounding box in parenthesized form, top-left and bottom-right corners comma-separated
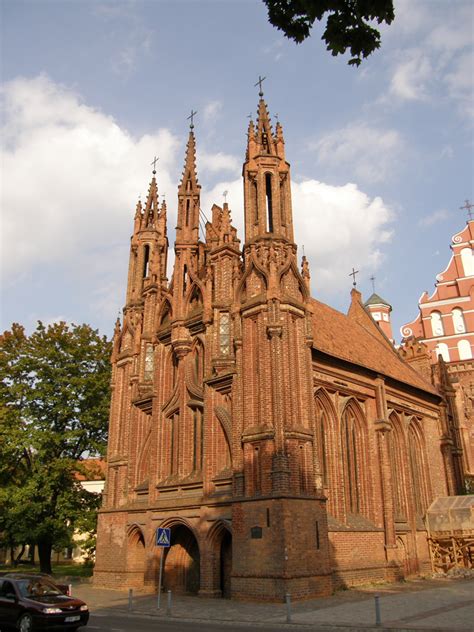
(220, 312, 231, 356)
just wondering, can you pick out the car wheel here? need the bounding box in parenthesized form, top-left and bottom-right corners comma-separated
(17, 613, 34, 632)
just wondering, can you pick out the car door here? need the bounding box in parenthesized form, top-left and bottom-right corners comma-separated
(0, 579, 21, 627)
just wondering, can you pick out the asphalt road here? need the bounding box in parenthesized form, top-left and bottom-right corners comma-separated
(88, 613, 287, 632)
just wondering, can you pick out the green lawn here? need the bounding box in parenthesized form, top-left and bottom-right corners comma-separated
(0, 563, 93, 578)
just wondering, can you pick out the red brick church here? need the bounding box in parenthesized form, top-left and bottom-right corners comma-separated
(94, 93, 465, 600)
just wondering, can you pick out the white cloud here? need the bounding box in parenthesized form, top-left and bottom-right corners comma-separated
(292, 181, 393, 296)
(202, 177, 393, 297)
(386, 2, 473, 116)
(203, 100, 223, 123)
(312, 123, 404, 184)
(197, 150, 240, 174)
(389, 50, 433, 101)
(418, 209, 450, 227)
(1, 75, 181, 326)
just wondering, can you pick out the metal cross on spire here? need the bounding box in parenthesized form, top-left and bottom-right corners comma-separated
(370, 275, 376, 293)
(460, 199, 474, 220)
(151, 156, 159, 174)
(349, 267, 359, 287)
(254, 75, 266, 97)
(188, 109, 197, 129)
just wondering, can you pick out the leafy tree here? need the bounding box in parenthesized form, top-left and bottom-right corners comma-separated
(263, 0, 395, 66)
(0, 322, 111, 574)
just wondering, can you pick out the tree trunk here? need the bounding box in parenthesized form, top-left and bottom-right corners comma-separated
(29, 544, 36, 565)
(14, 544, 26, 565)
(38, 541, 53, 574)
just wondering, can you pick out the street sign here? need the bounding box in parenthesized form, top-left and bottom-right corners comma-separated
(156, 527, 171, 547)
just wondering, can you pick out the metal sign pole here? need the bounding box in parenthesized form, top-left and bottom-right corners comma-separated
(157, 547, 164, 609)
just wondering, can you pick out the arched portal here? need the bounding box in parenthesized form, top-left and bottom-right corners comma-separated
(163, 524, 200, 594)
(126, 526, 146, 587)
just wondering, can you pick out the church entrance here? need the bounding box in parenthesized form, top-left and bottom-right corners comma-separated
(163, 524, 200, 594)
(220, 530, 232, 598)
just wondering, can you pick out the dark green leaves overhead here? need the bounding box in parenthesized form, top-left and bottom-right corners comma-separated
(263, 0, 395, 66)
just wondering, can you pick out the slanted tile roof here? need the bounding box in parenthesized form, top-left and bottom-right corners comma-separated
(310, 296, 438, 395)
(364, 292, 392, 309)
(75, 458, 106, 481)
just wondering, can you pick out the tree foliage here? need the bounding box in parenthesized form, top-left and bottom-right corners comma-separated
(0, 322, 111, 573)
(263, 0, 395, 66)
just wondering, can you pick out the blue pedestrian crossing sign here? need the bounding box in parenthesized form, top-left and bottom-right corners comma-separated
(156, 527, 171, 547)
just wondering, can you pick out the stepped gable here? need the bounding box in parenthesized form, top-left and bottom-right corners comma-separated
(310, 296, 438, 394)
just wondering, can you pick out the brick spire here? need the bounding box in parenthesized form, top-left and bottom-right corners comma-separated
(243, 96, 294, 243)
(142, 175, 160, 229)
(176, 128, 201, 244)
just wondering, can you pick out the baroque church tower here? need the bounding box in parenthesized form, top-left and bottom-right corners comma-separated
(95, 90, 460, 600)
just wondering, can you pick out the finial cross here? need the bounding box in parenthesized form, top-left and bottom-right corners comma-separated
(223, 190, 228, 203)
(151, 156, 159, 174)
(349, 267, 359, 287)
(188, 109, 198, 129)
(460, 199, 474, 220)
(254, 75, 266, 97)
(370, 275, 376, 293)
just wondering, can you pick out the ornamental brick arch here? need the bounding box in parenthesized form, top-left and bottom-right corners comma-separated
(126, 524, 146, 587)
(340, 398, 372, 521)
(407, 418, 430, 519)
(159, 518, 201, 595)
(314, 388, 341, 518)
(205, 520, 233, 598)
(387, 412, 409, 523)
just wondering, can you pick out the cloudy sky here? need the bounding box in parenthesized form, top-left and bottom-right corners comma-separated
(1, 0, 473, 341)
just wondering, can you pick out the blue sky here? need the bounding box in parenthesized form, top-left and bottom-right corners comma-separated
(1, 0, 473, 341)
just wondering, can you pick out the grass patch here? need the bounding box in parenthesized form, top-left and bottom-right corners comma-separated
(0, 563, 93, 578)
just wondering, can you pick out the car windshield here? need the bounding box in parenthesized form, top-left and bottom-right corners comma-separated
(17, 579, 64, 598)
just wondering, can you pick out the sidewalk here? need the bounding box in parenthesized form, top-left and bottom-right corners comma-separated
(71, 576, 474, 631)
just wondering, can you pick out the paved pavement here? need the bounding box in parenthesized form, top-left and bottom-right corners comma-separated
(71, 576, 474, 631)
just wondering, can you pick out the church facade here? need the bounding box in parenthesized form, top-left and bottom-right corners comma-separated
(401, 219, 474, 491)
(94, 95, 464, 600)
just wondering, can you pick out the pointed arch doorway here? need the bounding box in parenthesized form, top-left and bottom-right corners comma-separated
(163, 523, 200, 594)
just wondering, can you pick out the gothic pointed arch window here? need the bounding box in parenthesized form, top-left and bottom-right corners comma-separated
(341, 402, 368, 517)
(188, 284, 203, 313)
(265, 173, 274, 232)
(143, 244, 150, 278)
(387, 413, 407, 522)
(408, 421, 428, 518)
(193, 338, 205, 383)
(314, 390, 336, 493)
(160, 300, 172, 327)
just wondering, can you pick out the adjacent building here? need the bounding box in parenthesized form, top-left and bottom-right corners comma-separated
(401, 220, 474, 490)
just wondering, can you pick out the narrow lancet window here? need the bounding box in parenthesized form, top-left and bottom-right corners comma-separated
(186, 199, 190, 225)
(144, 343, 154, 382)
(265, 173, 274, 232)
(219, 312, 231, 355)
(143, 245, 150, 278)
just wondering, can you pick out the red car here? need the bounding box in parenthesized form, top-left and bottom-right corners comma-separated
(0, 573, 89, 631)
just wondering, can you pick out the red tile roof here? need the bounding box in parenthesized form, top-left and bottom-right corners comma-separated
(75, 458, 106, 481)
(310, 291, 438, 396)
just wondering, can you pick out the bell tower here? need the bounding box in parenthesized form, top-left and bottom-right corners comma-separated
(243, 84, 294, 244)
(232, 84, 332, 600)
